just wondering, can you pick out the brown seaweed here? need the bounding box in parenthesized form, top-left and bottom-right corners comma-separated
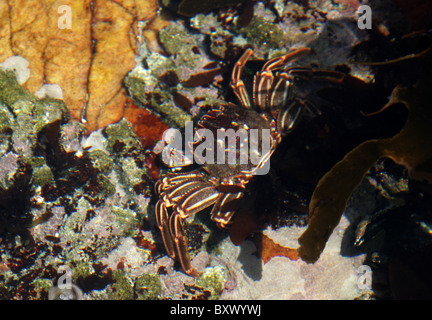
(298, 52, 432, 263)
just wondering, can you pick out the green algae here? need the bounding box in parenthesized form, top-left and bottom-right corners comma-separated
(125, 66, 192, 129)
(0, 70, 35, 106)
(71, 260, 95, 282)
(196, 266, 226, 299)
(31, 162, 54, 187)
(239, 16, 284, 50)
(134, 273, 162, 300)
(0, 70, 68, 133)
(85, 149, 113, 174)
(159, 24, 197, 60)
(107, 269, 135, 300)
(0, 103, 13, 132)
(94, 173, 116, 198)
(31, 278, 53, 299)
(0, 69, 68, 194)
(104, 118, 142, 152)
(103, 119, 149, 192)
(111, 205, 140, 237)
(106, 271, 162, 300)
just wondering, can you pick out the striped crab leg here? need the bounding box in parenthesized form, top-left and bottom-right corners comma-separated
(155, 200, 176, 259)
(230, 48, 253, 109)
(275, 98, 307, 134)
(169, 212, 201, 277)
(155, 173, 221, 276)
(253, 48, 311, 112)
(271, 68, 347, 133)
(210, 191, 243, 229)
(285, 69, 347, 83)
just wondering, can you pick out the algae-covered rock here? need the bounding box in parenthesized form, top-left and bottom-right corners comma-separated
(126, 19, 227, 129)
(105, 119, 141, 151)
(159, 23, 198, 58)
(239, 16, 285, 51)
(107, 270, 134, 300)
(0, 70, 35, 106)
(0, 151, 18, 190)
(135, 273, 162, 300)
(111, 205, 140, 237)
(31, 278, 53, 300)
(0, 69, 68, 191)
(125, 64, 192, 129)
(0, 102, 13, 132)
(196, 266, 227, 299)
(0, 110, 155, 299)
(31, 162, 54, 187)
(103, 119, 150, 192)
(71, 260, 95, 283)
(84, 149, 113, 174)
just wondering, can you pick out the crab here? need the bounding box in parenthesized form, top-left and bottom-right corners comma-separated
(155, 48, 344, 276)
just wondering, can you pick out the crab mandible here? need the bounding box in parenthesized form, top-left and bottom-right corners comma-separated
(155, 48, 340, 276)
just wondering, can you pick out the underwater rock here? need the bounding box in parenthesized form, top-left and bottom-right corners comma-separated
(239, 16, 285, 55)
(126, 18, 228, 130)
(196, 266, 227, 300)
(0, 69, 68, 192)
(125, 66, 192, 129)
(0, 72, 158, 298)
(0, 152, 18, 190)
(134, 273, 162, 300)
(106, 269, 135, 300)
(219, 217, 371, 300)
(175, 0, 245, 17)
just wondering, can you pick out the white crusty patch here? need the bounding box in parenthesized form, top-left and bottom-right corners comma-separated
(0, 56, 30, 85)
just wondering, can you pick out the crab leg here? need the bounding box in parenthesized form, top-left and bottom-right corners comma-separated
(287, 69, 347, 83)
(253, 48, 311, 112)
(163, 170, 204, 185)
(253, 70, 274, 112)
(276, 99, 305, 133)
(268, 72, 292, 112)
(156, 175, 221, 276)
(302, 99, 322, 117)
(264, 48, 311, 71)
(163, 180, 208, 205)
(211, 192, 243, 229)
(170, 212, 201, 277)
(231, 48, 253, 108)
(176, 186, 220, 217)
(155, 200, 177, 259)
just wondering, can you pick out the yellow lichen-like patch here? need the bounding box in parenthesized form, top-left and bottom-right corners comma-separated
(45, 0, 92, 123)
(0, 0, 159, 133)
(85, 0, 136, 132)
(0, 1, 13, 62)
